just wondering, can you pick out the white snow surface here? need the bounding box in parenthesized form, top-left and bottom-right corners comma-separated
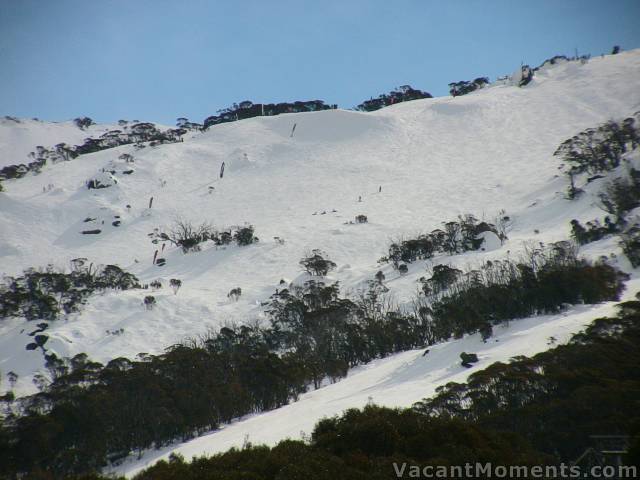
(0, 118, 119, 168)
(0, 50, 639, 475)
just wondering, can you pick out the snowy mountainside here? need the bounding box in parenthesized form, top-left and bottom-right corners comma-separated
(0, 50, 639, 454)
(0, 117, 123, 168)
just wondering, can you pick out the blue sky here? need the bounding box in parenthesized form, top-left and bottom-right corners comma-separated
(1, 0, 639, 125)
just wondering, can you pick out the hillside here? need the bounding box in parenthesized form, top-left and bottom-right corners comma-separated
(1, 50, 640, 476)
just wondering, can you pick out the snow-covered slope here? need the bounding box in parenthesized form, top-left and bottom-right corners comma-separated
(0, 117, 121, 168)
(1, 50, 640, 471)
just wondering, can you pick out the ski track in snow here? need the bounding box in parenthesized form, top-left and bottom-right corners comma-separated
(0, 51, 639, 475)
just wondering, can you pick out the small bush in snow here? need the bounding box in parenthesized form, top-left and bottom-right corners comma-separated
(460, 352, 479, 368)
(170, 278, 182, 295)
(234, 225, 257, 246)
(86, 172, 117, 190)
(228, 287, 242, 301)
(213, 230, 233, 246)
(144, 296, 156, 310)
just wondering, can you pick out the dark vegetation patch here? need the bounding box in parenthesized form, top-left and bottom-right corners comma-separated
(0, 261, 139, 321)
(555, 113, 640, 199)
(413, 241, 627, 343)
(355, 85, 432, 112)
(380, 214, 507, 268)
(0, 121, 185, 181)
(203, 100, 336, 129)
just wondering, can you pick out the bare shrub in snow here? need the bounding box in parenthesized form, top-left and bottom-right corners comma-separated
(166, 220, 214, 253)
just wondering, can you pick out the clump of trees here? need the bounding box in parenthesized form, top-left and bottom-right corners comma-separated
(597, 168, 640, 222)
(130, 405, 549, 480)
(554, 114, 640, 179)
(175, 117, 203, 131)
(568, 166, 640, 266)
(299, 250, 337, 276)
(0, 123, 186, 182)
(448, 77, 489, 96)
(382, 214, 502, 268)
(74, 123, 185, 156)
(73, 117, 94, 130)
(0, 144, 72, 181)
(413, 241, 627, 343)
(203, 100, 336, 129)
(265, 279, 426, 388)
(0, 262, 140, 321)
(570, 217, 619, 245)
(355, 85, 432, 112)
(419, 264, 462, 296)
